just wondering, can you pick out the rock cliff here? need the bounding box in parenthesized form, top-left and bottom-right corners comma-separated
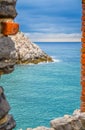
(9, 32, 53, 64)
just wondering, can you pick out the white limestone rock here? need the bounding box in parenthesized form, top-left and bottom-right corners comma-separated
(10, 32, 53, 64)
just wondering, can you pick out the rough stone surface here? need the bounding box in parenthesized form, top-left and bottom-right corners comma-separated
(0, 36, 16, 74)
(33, 127, 54, 130)
(26, 128, 33, 130)
(0, 37, 16, 60)
(0, 0, 17, 18)
(0, 0, 16, 4)
(0, 32, 53, 73)
(0, 115, 16, 130)
(17, 110, 85, 130)
(50, 110, 85, 130)
(0, 62, 15, 74)
(9, 32, 53, 64)
(0, 87, 10, 119)
(0, 0, 17, 129)
(26, 127, 54, 130)
(0, 87, 16, 130)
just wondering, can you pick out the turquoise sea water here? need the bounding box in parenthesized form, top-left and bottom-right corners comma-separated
(0, 42, 81, 130)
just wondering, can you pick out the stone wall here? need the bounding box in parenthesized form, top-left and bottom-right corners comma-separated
(0, 0, 19, 75)
(0, 0, 19, 129)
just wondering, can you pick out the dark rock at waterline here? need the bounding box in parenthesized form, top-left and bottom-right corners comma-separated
(0, 115, 16, 130)
(0, 0, 17, 18)
(0, 62, 15, 74)
(0, 32, 53, 74)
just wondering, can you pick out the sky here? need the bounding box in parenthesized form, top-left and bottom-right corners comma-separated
(16, 0, 81, 42)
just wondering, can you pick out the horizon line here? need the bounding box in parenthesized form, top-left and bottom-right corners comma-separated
(24, 32, 81, 43)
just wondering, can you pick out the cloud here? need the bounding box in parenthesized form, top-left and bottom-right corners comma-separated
(25, 33, 81, 42)
(16, 0, 81, 34)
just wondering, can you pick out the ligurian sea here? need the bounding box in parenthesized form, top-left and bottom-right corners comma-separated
(0, 42, 81, 130)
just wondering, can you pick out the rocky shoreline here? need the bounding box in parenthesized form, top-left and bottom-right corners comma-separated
(9, 32, 53, 64)
(21, 110, 85, 130)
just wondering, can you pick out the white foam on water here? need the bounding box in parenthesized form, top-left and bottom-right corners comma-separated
(51, 56, 62, 63)
(52, 58, 61, 63)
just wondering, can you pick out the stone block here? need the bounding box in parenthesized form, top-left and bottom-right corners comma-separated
(82, 10, 85, 16)
(81, 65, 85, 70)
(0, 62, 15, 75)
(63, 123, 72, 130)
(81, 37, 85, 43)
(50, 117, 69, 130)
(81, 81, 85, 87)
(82, 54, 85, 59)
(81, 90, 85, 96)
(81, 26, 85, 31)
(33, 127, 54, 130)
(81, 71, 85, 76)
(80, 116, 85, 129)
(0, 115, 16, 130)
(82, 16, 85, 21)
(26, 128, 33, 130)
(81, 87, 85, 93)
(0, 36, 16, 74)
(71, 120, 82, 130)
(82, 4, 85, 9)
(81, 76, 85, 82)
(80, 107, 85, 112)
(0, 87, 10, 119)
(50, 113, 84, 130)
(81, 58, 85, 65)
(0, 0, 17, 18)
(0, 0, 17, 5)
(82, 21, 85, 26)
(1, 22, 19, 36)
(82, 0, 85, 4)
(82, 43, 85, 48)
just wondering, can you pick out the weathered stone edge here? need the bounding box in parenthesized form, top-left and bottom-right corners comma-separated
(16, 56, 53, 64)
(25, 110, 85, 130)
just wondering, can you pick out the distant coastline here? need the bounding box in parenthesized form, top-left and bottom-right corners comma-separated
(25, 33, 81, 43)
